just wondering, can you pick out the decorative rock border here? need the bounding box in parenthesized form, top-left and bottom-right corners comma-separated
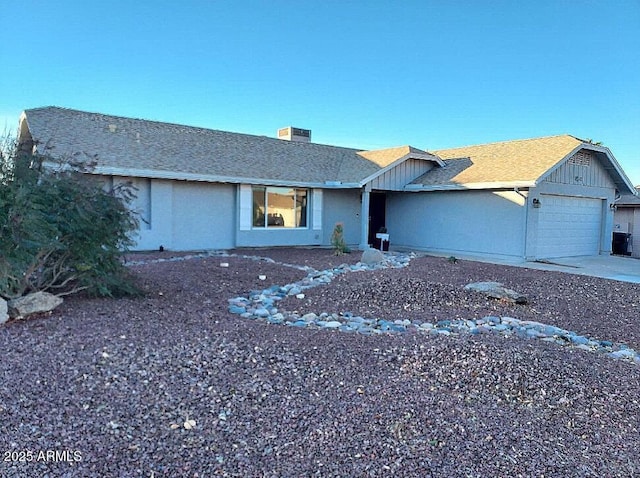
(127, 250, 639, 365)
(224, 252, 640, 366)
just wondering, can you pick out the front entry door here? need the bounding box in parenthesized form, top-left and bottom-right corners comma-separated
(368, 192, 386, 246)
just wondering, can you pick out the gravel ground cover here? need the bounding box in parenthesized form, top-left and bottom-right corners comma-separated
(1, 248, 639, 477)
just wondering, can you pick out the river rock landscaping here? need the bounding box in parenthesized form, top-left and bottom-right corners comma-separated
(224, 251, 638, 364)
(1, 248, 639, 477)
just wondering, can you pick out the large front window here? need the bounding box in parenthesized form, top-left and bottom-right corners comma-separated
(252, 186, 308, 228)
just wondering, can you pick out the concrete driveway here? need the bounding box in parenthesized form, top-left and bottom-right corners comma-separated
(407, 249, 640, 284)
(522, 255, 640, 284)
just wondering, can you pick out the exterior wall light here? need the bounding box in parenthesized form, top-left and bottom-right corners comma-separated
(610, 203, 617, 211)
(532, 198, 541, 208)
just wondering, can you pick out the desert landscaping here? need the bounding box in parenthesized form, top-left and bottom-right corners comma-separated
(1, 248, 639, 477)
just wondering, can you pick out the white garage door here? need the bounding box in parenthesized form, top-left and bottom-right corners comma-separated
(537, 195, 602, 258)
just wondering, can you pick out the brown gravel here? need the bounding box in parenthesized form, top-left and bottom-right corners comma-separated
(1, 248, 639, 477)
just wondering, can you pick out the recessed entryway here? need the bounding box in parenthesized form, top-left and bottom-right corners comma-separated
(368, 192, 386, 246)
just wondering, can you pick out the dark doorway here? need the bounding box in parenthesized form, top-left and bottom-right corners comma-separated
(368, 192, 386, 246)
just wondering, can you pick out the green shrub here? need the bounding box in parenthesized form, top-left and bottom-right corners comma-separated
(0, 139, 142, 299)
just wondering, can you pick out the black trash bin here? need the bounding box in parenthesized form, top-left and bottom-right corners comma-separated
(612, 232, 632, 256)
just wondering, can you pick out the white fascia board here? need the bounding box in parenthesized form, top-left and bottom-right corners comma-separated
(358, 153, 446, 187)
(404, 180, 536, 191)
(87, 166, 357, 189)
(322, 182, 361, 189)
(598, 146, 636, 194)
(409, 152, 446, 167)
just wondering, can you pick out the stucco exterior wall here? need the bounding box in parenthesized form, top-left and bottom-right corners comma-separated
(235, 228, 322, 248)
(113, 177, 235, 251)
(124, 182, 361, 250)
(171, 182, 235, 251)
(110, 176, 168, 251)
(386, 190, 526, 258)
(322, 189, 362, 247)
(139, 179, 173, 250)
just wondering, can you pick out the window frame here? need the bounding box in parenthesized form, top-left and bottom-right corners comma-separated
(251, 186, 309, 229)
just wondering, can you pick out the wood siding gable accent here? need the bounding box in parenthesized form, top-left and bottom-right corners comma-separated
(369, 159, 435, 191)
(543, 151, 614, 188)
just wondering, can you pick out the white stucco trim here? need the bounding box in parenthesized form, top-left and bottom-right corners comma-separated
(239, 184, 252, 231)
(312, 189, 323, 230)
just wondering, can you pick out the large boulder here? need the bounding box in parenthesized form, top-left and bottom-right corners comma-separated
(361, 248, 385, 265)
(464, 281, 528, 304)
(8, 292, 64, 319)
(0, 298, 8, 324)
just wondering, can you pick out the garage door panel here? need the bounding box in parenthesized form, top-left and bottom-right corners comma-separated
(537, 195, 602, 258)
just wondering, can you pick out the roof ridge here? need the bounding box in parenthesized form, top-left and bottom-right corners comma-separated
(359, 144, 431, 154)
(435, 134, 580, 151)
(360, 144, 409, 152)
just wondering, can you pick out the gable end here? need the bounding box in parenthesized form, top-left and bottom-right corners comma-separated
(368, 158, 436, 190)
(543, 150, 614, 188)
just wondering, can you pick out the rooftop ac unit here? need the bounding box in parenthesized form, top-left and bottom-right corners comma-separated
(278, 126, 311, 143)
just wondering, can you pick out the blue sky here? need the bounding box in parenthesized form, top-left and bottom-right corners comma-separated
(2, 0, 639, 185)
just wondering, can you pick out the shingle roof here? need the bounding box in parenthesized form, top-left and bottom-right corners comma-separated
(618, 188, 640, 206)
(411, 135, 585, 187)
(357, 145, 440, 167)
(20, 107, 635, 194)
(21, 106, 411, 186)
(409, 157, 473, 185)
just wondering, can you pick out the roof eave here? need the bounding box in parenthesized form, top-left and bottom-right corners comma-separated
(597, 145, 637, 194)
(405, 181, 536, 191)
(88, 166, 359, 188)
